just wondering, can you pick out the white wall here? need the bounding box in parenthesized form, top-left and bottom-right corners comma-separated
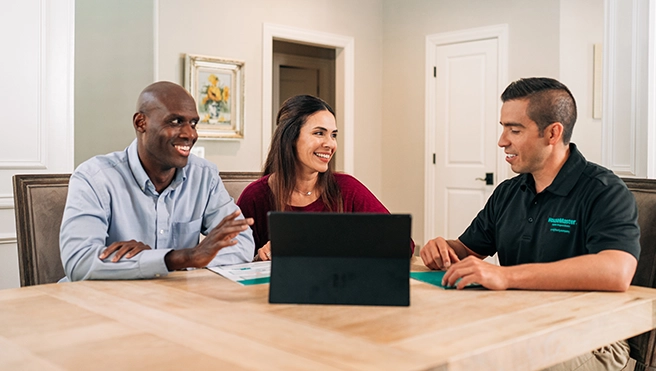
(156, 0, 386, 195)
(560, 0, 604, 164)
(75, 0, 155, 166)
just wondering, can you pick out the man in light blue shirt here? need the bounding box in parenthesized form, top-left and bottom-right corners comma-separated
(60, 81, 254, 281)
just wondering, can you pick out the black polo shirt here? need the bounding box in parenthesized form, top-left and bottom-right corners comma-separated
(459, 143, 640, 266)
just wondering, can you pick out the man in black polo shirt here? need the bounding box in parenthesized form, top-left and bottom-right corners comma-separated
(421, 77, 640, 371)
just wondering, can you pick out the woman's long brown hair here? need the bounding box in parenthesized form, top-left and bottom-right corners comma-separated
(263, 95, 343, 212)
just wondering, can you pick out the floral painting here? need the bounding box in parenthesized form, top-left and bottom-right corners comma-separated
(198, 71, 232, 125)
(184, 54, 244, 139)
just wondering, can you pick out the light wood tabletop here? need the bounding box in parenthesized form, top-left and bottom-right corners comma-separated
(1, 257, 655, 371)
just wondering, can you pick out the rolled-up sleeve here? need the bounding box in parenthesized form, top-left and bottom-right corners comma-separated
(202, 175, 255, 266)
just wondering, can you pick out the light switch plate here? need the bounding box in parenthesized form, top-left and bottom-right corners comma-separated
(191, 146, 205, 158)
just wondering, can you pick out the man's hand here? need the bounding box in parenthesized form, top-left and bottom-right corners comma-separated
(100, 240, 152, 262)
(254, 241, 272, 261)
(165, 210, 253, 270)
(442, 250, 637, 292)
(420, 237, 462, 270)
(442, 256, 509, 290)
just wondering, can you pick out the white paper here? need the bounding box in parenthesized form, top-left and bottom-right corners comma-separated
(208, 261, 271, 285)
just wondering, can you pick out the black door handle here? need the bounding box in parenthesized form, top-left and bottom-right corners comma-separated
(475, 172, 494, 185)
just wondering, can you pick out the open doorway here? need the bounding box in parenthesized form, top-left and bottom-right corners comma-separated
(272, 41, 338, 169)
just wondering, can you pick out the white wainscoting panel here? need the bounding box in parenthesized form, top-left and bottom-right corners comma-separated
(0, 0, 74, 289)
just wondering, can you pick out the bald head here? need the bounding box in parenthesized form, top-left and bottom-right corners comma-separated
(136, 81, 195, 116)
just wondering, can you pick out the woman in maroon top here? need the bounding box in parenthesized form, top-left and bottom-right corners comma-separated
(237, 95, 414, 260)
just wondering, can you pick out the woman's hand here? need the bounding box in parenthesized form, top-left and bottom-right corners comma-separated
(255, 241, 272, 261)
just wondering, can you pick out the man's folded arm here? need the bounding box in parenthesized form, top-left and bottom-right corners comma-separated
(503, 250, 637, 291)
(60, 173, 170, 281)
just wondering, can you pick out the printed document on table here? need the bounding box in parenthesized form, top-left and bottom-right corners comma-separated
(208, 261, 271, 285)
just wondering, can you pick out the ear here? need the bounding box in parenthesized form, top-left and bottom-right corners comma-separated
(546, 122, 564, 145)
(133, 112, 147, 133)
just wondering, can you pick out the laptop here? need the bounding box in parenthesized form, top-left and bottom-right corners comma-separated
(267, 212, 411, 306)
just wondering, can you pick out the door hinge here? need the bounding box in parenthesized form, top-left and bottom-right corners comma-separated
(432, 153, 436, 164)
(433, 66, 436, 78)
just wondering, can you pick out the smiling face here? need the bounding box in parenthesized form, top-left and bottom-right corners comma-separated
(294, 110, 337, 175)
(135, 83, 199, 181)
(498, 99, 552, 175)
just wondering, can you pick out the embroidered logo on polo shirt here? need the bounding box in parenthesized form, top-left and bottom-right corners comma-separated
(548, 217, 577, 234)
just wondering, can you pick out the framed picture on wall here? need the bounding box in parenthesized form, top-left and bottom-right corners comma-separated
(184, 54, 244, 139)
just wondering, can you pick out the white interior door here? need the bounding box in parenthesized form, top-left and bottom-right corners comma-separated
(433, 38, 499, 244)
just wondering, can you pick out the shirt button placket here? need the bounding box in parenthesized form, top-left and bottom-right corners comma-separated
(156, 195, 170, 249)
(528, 196, 539, 224)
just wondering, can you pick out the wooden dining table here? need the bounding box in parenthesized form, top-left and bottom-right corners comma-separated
(1, 257, 655, 370)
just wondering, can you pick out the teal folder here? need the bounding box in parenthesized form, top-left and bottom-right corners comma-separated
(410, 271, 482, 289)
(240, 277, 270, 285)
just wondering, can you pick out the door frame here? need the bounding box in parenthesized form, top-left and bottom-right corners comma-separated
(424, 24, 508, 244)
(262, 24, 354, 174)
(272, 53, 335, 122)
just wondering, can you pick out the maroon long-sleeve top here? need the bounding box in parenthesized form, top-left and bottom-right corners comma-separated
(236, 173, 414, 255)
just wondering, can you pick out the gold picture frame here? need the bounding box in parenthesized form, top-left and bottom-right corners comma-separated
(184, 54, 244, 139)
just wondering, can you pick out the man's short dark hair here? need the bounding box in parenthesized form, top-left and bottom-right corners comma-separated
(501, 77, 577, 144)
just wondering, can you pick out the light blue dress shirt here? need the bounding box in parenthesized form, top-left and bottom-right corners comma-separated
(59, 139, 254, 281)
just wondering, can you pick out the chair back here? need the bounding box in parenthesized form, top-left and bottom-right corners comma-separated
(622, 178, 656, 370)
(13, 174, 70, 286)
(220, 172, 261, 201)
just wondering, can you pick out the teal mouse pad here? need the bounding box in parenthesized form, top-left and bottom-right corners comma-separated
(410, 271, 482, 289)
